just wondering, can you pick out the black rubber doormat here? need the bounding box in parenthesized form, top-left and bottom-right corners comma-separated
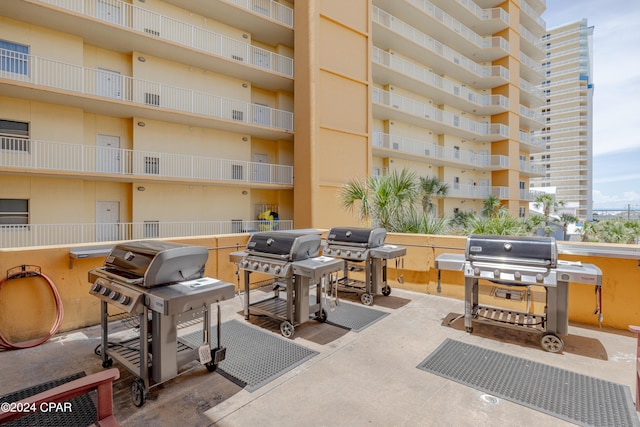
(417, 338, 639, 427)
(325, 301, 389, 332)
(0, 372, 97, 427)
(179, 319, 318, 392)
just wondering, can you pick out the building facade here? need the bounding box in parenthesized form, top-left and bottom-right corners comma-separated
(530, 19, 594, 220)
(0, 0, 547, 247)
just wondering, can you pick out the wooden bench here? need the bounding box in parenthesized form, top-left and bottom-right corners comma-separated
(629, 325, 640, 411)
(0, 368, 120, 426)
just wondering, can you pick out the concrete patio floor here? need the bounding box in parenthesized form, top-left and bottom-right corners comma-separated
(1, 288, 639, 426)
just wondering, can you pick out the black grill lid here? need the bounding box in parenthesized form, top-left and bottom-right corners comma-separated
(465, 234, 557, 267)
(326, 227, 386, 248)
(246, 232, 321, 261)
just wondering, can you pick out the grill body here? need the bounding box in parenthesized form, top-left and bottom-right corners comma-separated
(323, 227, 406, 305)
(230, 231, 344, 337)
(436, 235, 602, 352)
(88, 241, 235, 406)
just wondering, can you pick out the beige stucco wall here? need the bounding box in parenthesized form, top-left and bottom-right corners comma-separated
(1, 234, 638, 344)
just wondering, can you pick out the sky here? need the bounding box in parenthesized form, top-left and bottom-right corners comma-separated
(542, 0, 640, 210)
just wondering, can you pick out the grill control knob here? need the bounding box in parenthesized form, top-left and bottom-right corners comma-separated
(239, 260, 249, 268)
(514, 271, 521, 280)
(473, 267, 480, 276)
(335, 250, 341, 256)
(493, 269, 500, 279)
(356, 252, 362, 258)
(118, 295, 131, 305)
(91, 283, 102, 293)
(251, 262, 259, 270)
(100, 287, 110, 296)
(109, 291, 121, 301)
(273, 266, 282, 274)
(536, 273, 544, 283)
(262, 264, 270, 272)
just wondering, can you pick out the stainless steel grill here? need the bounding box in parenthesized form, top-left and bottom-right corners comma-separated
(323, 227, 406, 305)
(88, 240, 235, 407)
(436, 234, 602, 353)
(230, 231, 344, 338)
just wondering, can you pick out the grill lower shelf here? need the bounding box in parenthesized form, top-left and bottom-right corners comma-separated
(473, 305, 545, 332)
(108, 335, 197, 374)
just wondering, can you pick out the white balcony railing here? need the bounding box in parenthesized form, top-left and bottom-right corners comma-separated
(0, 49, 294, 132)
(223, 0, 294, 28)
(373, 88, 509, 138)
(0, 138, 294, 185)
(373, 47, 509, 110)
(38, 0, 294, 76)
(448, 184, 509, 199)
(519, 160, 545, 175)
(373, 131, 509, 169)
(0, 220, 293, 249)
(372, 6, 509, 81)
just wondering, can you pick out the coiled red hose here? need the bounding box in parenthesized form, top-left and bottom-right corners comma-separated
(0, 271, 64, 350)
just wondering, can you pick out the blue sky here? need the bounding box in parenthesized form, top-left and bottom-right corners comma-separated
(542, 1, 640, 210)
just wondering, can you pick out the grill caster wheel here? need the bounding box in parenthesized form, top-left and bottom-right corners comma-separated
(382, 285, 391, 296)
(102, 358, 113, 368)
(131, 379, 146, 407)
(205, 362, 218, 372)
(317, 308, 328, 323)
(465, 326, 473, 333)
(280, 321, 294, 338)
(540, 333, 564, 353)
(361, 293, 374, 306)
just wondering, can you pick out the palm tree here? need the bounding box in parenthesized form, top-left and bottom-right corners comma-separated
(339, 168, 419, 230)
(482, 195, 503, 218)
(418, 176, 448, 215)
(558, 213, 578, 241)
(533, 193, 565, 226)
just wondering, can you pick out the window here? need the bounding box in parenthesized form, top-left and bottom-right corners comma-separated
(144, 93, 160, 106)
(0, 40, 29, 75)
(143, 221, 159, 238)
(0, 199, 29, 225)
(519, 207, 526, 218)
(0, 119, 30, 152)
(232, 164, 244, 180)
(144, 156, 160, 174)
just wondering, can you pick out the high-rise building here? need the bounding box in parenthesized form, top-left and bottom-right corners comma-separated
(531, 19, 594, 220)
(0, 0, 547, 247)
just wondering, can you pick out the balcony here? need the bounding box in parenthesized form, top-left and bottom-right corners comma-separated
(0, 50, 294, 138)
(162, 0, 294, 45)
(520, 52, 545, 83)
(0, 220, 293, 249)
(372, 6, 509, 89)
(4, 0, 294, 92)
(518, 131, 546, 153)
(519, 159, 545, 177)
(448, 183, 509, 199)
(520, 105, 545, 128)
(0, 138, 293, 187)
(435, 0, 509, 35)
(373, 88, 509, 142)
(372, 131, 509, 169)
(372, 47, 509, 115)
(373, 0, 509, 62)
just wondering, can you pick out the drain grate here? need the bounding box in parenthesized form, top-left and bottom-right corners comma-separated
(1, 372, 97, 427)
(325, 301, 388, 332)
(180, 319, 318, 392)
(417, 339, 640, 427)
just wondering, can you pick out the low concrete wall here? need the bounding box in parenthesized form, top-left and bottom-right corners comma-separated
(0, 233, 638, 343)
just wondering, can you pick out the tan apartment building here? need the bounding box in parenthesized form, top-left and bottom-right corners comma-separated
(0, 0, 547, 248)
(530, 19, 594, 220)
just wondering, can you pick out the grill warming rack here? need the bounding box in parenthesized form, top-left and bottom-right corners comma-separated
(436, 235, 602, 353)
(322, 227, 406, 305)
